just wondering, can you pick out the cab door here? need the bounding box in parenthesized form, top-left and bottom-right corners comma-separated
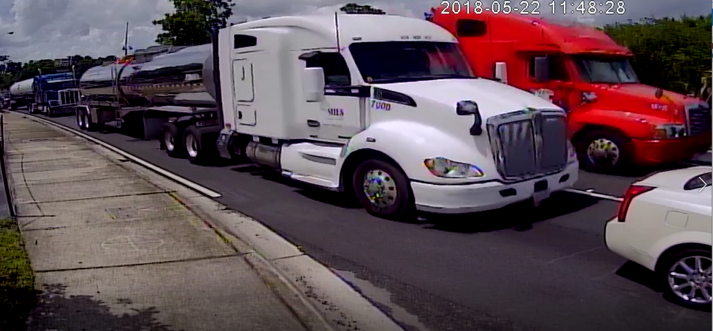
(231, 58, 256, 126)
(301, 51, 367, 142)
(231, 34, 258, 127)
(527, 53, 577, 112)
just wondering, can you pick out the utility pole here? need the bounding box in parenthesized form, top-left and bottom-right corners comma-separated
(123, 22, 129, 57)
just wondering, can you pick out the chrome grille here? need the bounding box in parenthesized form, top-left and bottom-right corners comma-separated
(487, 109, 568, 180)
(59, 89, 80, 106)
(686, 104, 711, 136)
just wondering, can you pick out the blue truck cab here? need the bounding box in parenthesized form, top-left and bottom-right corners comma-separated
(32, 73, 80, 116)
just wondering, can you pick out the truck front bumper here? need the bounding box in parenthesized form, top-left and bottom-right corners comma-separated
(411, 162, 579, 214)
(631, 134, 711, 166)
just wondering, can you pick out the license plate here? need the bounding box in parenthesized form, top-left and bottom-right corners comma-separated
(533, 190, 550, 206)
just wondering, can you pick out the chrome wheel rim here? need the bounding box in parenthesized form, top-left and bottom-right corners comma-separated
(186, 134, 198, 158)
(77, 113, 83, 127)
(586, 138, 620, 166)
(83, 114, 90, 129)
(668, 255, 712, 305)
(164, 131, 174, 152)
(362, 169, 397, 208)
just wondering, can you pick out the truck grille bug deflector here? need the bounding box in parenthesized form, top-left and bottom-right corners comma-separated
(685, 103, 712, 136)
(487, 109, 568, 181)
(58, 89, 80, 106)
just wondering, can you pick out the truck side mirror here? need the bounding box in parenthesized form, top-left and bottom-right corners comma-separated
(494, 62, 507, 84)
(533, 57, 549, 83)
(456, 100, 482, 135)
(302, 67, 325, 102)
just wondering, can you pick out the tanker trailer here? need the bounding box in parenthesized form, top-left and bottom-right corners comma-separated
(9, 78, 34, 110)
(76, 43, 220, 144)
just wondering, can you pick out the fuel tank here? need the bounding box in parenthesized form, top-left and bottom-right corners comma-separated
(79, 43, 216, 107)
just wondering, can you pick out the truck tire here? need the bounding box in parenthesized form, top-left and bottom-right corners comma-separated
(162, 123, 185, 158)
(576, 129, 630, 173)
(76, 109, 86, 130)
(352, 159, 415, 221)
(83, 110, 99, 131)
(47, 106, 54, 117)
(184, 126, 210, 165)
(658, 246, 712, 309)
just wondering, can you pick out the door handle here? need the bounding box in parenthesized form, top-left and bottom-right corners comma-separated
(307, 120, 320, 127)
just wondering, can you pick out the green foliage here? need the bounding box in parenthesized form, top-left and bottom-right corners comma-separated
(153, 0, 235, 46)
(602, 15, 712, 94)
(339, 3, 386, 14)
(0, 218, 37, 331)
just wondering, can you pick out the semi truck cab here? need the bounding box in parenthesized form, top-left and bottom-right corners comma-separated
(427, 10, 712, 172)
(32, 73, 80, 116)
(211, 14, 578, 219)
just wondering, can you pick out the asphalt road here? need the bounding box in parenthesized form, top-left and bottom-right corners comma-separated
(25, 111, 712, 331)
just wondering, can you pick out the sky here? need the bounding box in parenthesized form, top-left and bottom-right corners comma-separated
(0, 0, 709, 62)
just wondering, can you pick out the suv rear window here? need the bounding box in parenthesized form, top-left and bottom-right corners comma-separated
(683, 172, 712, 191)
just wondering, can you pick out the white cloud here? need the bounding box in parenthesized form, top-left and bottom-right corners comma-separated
(0, 0, 708, 62)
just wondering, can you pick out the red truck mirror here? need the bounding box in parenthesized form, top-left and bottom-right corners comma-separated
(533, 57, 549, 83)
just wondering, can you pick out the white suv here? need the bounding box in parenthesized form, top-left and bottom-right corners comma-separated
(605, 166, 712, 308)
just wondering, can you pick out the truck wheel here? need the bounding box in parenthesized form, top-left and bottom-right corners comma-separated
(352, 159, 415, 221)
(162, 123, 185, 158)
(83, 111, 99, 131)
(577, 130, 630, 173)
(76, 109, 86, 130)
(659, 247, 712, 309)
(184, 126, 209, 165)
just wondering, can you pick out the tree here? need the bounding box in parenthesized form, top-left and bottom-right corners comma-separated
(153, 0, 235, 46)
(602, 15, 712, 95)
(339, 3, 386, 15)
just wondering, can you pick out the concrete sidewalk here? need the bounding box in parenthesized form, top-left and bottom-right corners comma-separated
(4, 112, 402, 331)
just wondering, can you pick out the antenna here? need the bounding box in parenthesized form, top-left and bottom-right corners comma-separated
(334, 12, 341, 52)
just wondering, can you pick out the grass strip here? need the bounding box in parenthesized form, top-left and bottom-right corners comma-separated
(0, 218, 36, 331)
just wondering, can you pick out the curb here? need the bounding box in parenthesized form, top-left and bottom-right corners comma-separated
(12, 112, 404, 331)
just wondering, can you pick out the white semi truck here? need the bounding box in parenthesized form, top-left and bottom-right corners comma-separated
(75, 14, 579, 219)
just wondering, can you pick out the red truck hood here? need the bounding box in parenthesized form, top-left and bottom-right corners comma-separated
(591, 83, 705, 122)
(604, 84, 690, 104)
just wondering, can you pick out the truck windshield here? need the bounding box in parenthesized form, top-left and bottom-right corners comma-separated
(44, 81, 76, 90)
(574, 56, 639, 84)
(349, 41, 475, 83)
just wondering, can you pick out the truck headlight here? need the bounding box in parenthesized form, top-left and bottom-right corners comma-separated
(423, 157, 484, 178)
(654, 124, 687, 139)
(567, 140, 577, 164)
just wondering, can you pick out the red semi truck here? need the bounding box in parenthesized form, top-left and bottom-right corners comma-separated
(427, 9, 711, 172)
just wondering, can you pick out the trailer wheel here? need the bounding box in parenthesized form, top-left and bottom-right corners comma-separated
(76, 109, 86, 130)
(184, 126, 210, 165)
(576, 129, 631, 173)
(162, 123, 185, 158)
(83, 111, 99, 131)
(352, 159, 415, 221)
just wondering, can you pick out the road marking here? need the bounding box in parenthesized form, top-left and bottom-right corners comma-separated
(563, 188, 623, 202)
(15, 112, 222, 198)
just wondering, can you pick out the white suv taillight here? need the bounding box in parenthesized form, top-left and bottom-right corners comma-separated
(617, 185, 655, 222)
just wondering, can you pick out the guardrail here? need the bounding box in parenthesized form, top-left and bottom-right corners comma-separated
(0, 115, 16, 218)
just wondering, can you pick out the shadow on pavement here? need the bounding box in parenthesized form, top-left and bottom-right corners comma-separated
(615, 261, 661, 292)
(27, 283, 181, 331)
(421, 191, 600, 234)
